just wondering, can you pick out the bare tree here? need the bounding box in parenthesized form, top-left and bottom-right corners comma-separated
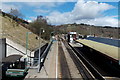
(9, 8, 24, 18)
(29, 15, 54, 40)
(9, 8, 24, 27)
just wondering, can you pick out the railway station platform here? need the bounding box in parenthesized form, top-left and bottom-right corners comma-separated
(76, 39, 120, 61)
(69, 39, 120, 80)
(25, 39, 83, 79)
(25, 40, 58, 78)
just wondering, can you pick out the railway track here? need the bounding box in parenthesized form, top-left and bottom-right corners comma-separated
(58, 41, 72, 79)
(62, 39, 105, 80)
(74, 45, 120, 79)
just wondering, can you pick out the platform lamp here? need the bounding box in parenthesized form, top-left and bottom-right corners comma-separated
(38, 28, 45, 73)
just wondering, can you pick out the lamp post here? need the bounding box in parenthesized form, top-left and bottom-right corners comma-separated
(38, 28, 45, 73)
(50, 31, 54, 41)
(26, 32, 32, 68)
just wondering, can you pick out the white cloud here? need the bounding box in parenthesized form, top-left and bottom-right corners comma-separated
(25, 2, 56, 8)
(25, 16, 36, 22)
(24, 2, 65, 8)
(71, 0, 114, 19)
(27, 20, 32, 22)
(75, 17, 118, 27)
(1, 0, 77, 2)
(1, 3, 21, 12)
(47, 0, 118, 27)
(34, 9, 50, 13)
(1, 0, 119, 2)
(29, 16, 36, 21)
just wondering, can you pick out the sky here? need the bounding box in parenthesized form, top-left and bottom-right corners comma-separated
(1, 0, 119, 27)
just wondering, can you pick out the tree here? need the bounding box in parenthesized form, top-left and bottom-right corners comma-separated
(9, 8, 24, 18)
(29, 16, 54, 40)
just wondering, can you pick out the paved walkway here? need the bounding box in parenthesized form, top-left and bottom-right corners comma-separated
(25, 41, 58, 78)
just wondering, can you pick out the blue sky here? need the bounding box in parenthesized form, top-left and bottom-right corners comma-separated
(1, 0, 119, 27)
(103, 2, 118, 17)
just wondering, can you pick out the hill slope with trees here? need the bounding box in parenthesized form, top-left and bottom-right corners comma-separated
(0, 11, 47, 51)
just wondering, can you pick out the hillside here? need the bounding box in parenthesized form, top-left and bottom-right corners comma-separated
(57, 24, 120, 39)
(0, 15, 47, 51)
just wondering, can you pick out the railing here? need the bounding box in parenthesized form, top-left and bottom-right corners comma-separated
(30, 40, 53, 69)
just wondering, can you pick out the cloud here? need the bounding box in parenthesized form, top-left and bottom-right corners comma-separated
(29, 16, 36, 21)
(34, 9, 50, 13)
(71, 0, 114, 19)
(47, 0, 117, 27)
(25, 2, 55, 8)
(75, 17, 118, 27)
(27, 20, 32, 22)
(1, 3, 21, 12)
(24, 2, 65, 8)
(1, 0, 119, 2)
(1, 0, 77, 2)
(1, 2, 65, 13)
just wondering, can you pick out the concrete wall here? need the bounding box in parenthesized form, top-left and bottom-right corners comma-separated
(0, 38, 6, 80)
(0, 38, 36, 65)
(0, 38, 6, 61)
(6, 38, 31, 58)
(7, 38, 26, 55)
(0, 38, 33, 60)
